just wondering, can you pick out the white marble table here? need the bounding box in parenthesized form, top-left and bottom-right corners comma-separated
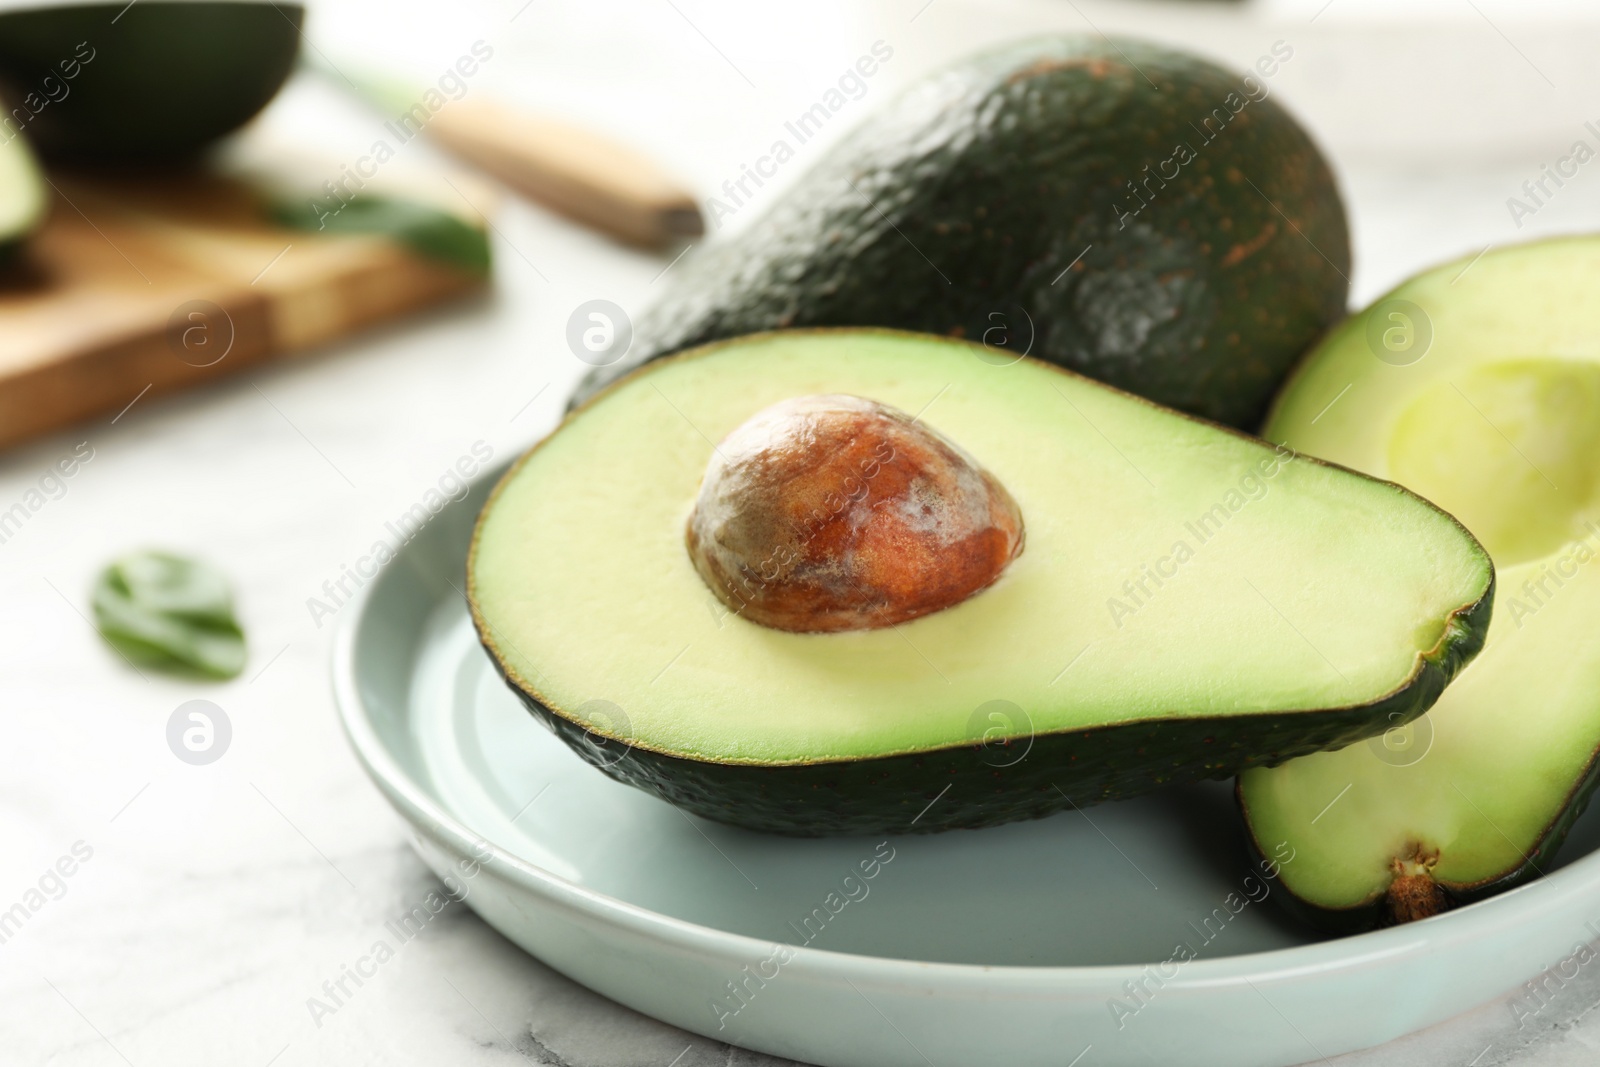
(7, 2, 1600, 1064)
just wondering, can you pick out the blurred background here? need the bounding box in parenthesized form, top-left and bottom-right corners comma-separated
(4, 0, 1600, 1063)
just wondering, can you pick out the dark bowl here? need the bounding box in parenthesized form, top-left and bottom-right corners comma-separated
(0, 1, 303, 162)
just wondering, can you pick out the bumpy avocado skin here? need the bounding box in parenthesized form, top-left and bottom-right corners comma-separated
(476, 585, 1491, 836)
(572, 36, 1349, 429)
(0, 3, 301, 162)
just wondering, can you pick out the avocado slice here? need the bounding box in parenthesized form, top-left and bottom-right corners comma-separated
(471, 329, 1491, 835)
(0, 120, 46, 262)
(1240, 236, 1600, 929)
(571, 35, 1349, 430)
(0, 2, 301, 162)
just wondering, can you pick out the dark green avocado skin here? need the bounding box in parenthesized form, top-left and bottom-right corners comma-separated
(478, 582, 1491, 836)
(572, 35, 1349, 430)
(0, 2, 301, 162)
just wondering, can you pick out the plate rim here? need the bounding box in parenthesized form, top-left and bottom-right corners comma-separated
(331, 516, 1600, 995)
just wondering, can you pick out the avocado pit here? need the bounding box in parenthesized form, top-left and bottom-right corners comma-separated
(686, 394, 1024, 632)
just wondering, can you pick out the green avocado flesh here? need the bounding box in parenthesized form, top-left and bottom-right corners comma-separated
(572, 35, 1349, 430)
(0, 120, 46, 260)
(472, 330, 1491, 835)
(1241, 236, 1600, 929)
(0, 3, 301, 162)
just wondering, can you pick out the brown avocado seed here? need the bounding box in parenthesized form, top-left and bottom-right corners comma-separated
(686, 394, 1024, 633)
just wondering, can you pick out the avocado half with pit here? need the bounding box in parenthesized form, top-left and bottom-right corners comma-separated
(573, 34, 1349, 431)
(0, 116, 46, 262)
(1240, 236, 1600, 930)
(470, 330, 1492, 835)
(0, 2, 301, 162)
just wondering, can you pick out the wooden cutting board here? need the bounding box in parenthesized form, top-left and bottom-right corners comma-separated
(0, 169, 489, 450)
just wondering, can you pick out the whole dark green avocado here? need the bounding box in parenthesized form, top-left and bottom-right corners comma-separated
(0, 2, 301, 162)
(572, 36, 1350, 429)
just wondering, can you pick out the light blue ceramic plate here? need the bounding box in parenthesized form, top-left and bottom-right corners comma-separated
(334, 464, 1600, 1067)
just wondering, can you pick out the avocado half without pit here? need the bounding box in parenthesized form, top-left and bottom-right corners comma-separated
(468, 330, 1493, 836)
(1239, 236, 1600, 930)
(0, 111, 47, 262)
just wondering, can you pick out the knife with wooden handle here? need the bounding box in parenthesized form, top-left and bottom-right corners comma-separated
(312, 54, 704, 250)
(423, 99, 703, 249)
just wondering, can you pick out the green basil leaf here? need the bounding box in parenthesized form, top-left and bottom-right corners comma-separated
(269, 193, 492, 275)
(92, 551, 246, 679)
